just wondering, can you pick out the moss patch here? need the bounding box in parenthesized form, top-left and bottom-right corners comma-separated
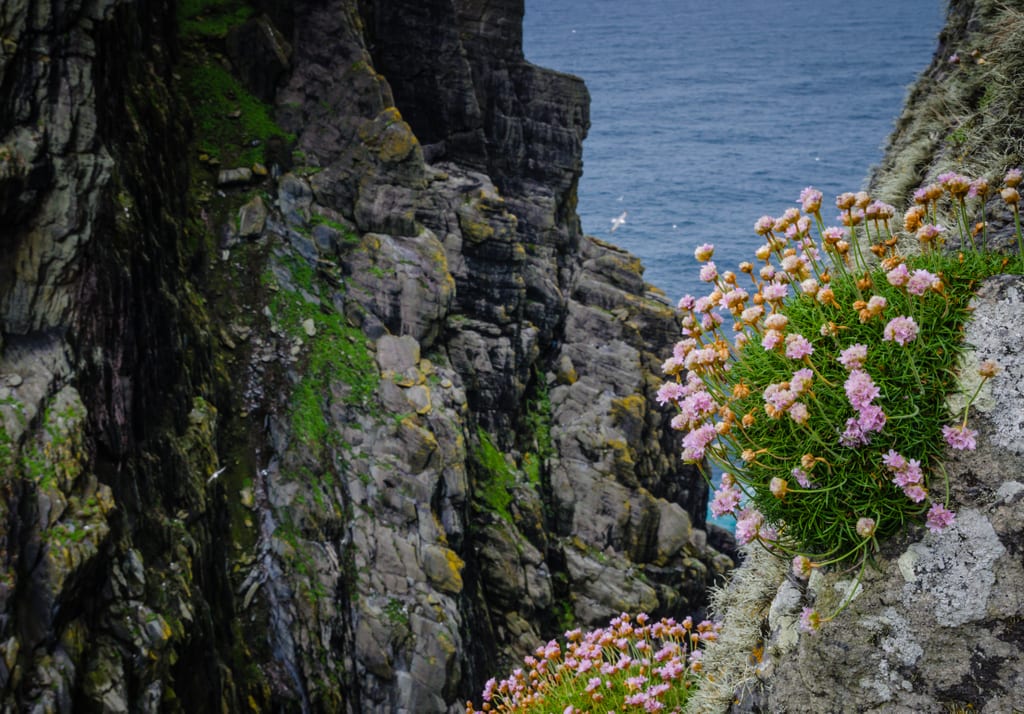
(180, 56, 293, 167)
(266, 255, 379, 452)
(178, 0, 255, 39)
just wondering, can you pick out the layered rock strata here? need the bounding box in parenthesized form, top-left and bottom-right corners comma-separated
(0, 0, 727, 711)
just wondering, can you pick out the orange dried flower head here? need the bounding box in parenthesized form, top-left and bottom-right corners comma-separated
(881, 255, 904, 271)
(817, 288, 839, 308)
(1001, 187, 1020, 205)
(836, 192, 857, 210)
(770, 477, 789, 499)
(904, 205, 926, 231)
(979, 360, 1001, 378)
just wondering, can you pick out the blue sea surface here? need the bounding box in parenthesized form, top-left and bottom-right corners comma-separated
(523, 0, 947, 528)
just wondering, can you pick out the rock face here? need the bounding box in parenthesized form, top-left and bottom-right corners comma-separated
(698, 277, 1024, 714)
(0, 0, 727, 711)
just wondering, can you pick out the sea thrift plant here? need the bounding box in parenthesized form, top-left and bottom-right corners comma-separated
(662, 175, 1023, 629)
(466, 613, 718, 713)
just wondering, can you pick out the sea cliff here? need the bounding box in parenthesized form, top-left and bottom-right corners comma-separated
(0, 1, 728, 710)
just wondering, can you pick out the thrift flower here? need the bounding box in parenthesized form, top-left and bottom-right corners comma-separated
(883, 316, 919, 346)
(799, 187, 823, 213)
(799, 607, 821, 633)
(926, 503, 957, 533)
(886, 263, 910, 287)
(882, 449, 906, 471)
(734, 509, 764, 546)
(784, 333, 814, 360)
(917, 223, 945, 245)
(788, 402, 809, 425)
(770, 477, 789, 499)
(857, 404, 887, 433)
(822, 226, 845, 245)
(1005, 168, 1022, 187)
(754, 216, 775, 235)
(792, 555, 812, 579)
(791, 466, 813, 488)
(942, 424, 978, 451)
(761, 329, 783, 351)
(699, 261, 718, 282)
(844, 369, 880, 410)
(681, 424, 717, 461)
(979, 360, 1001, 378)
(903, 483, 928, 503)
(790, 368, 813, 395)
(906, 269, 939, 296)
(710, 483, 742, 517)
(763, 282, 789, 303)
(839, 417, 870, 448)
(655, 382, 687, 406)
(694, 243, 715, 261)
(838, 343, 868, 371)
(904, 205, 926, 231)
(856, 517, 877, 538)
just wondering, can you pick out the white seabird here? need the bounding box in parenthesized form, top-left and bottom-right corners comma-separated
(610, 211, 627, 232)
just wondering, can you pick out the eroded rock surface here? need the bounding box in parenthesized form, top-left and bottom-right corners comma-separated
(0, 0, 726, 711)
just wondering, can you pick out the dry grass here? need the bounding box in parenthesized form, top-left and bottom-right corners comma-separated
(683, 546, 787, 714)
(869, 0, 1024, 206)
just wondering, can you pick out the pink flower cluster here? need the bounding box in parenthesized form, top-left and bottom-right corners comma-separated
(887, 265, 941, 296)
(762, 367, 814, 424)
(926, 503, 956, 533)
(882, 450, 927, 503)
(840, 368, 886, 447)
(710, 477, 742, 518)
(467, 613, 718, 713)
(882, 315, 919, 346)
(735, 507, 774, 546)
(942, 424, 978, 451)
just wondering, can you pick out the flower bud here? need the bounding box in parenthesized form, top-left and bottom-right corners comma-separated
(856, 517, 877, 538)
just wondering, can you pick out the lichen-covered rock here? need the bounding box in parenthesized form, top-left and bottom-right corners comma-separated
(699, 276, 1024, 714)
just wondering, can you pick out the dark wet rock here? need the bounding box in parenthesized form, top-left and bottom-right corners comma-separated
(0, 0, 725, 711)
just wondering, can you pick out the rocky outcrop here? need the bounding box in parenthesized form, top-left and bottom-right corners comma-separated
(0, 0, 726, 711)
(698, 277, 1024, 714)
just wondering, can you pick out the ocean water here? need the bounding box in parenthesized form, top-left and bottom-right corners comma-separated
(523, 0, 946, 296)
(523, 0, 947, 527)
